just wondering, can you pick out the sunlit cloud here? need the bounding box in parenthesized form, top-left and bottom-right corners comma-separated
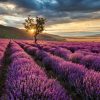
(0, 2, 16, 9)
(0, 20, 7, 25)
(45, 19, 100, 35)
(0, 0, 100, 36)
(0, 2, 16, 15)
(0, 15, 26, 28)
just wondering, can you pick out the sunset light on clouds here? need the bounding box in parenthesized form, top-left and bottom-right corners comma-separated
(0, 0, 100, 37)
(46, 19, 100, 35)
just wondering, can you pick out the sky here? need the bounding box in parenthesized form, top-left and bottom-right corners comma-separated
(0, 0, 100, 37)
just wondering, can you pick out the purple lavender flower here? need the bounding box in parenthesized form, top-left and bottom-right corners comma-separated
(69, 53, 84, 63)
(83, 70, 100, 99)
(3, 42, 72, 100)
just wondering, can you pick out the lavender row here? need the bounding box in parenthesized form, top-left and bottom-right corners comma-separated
(1, 41, 71, 100)
(0, 40, 9, 73)
(23, 40, 100, 54)
(32, 43, 100, 72)
(36, 51, 100, 100)
(31, 43, 100, 72)
(69, 52, 100, 71)
(45, 41, 100, 53)
(39, 43, 100, 56)
(22, 41, 100, 58)
(20, 42, 72, 60)
(18, 42, 100, 100)
(17, 41, 100, 72)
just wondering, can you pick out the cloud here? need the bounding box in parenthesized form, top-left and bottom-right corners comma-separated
(1, 0, 100, 12)
(0, 0, 99, 22)
(45, 19, 100, 36)
(11, 0, 100, 12)
(0, 3, 16, 15)
(0, 0, 100, 37)
(54, 0, 100, 12)
(0, 0, 8, 2)
(0, 15, 26, 28)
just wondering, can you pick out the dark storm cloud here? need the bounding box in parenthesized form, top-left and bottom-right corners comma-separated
(0, 8, 8, 15)
(0, 0, 100, 27)
(7, 0, 100, 23)
(0, 0, 8, 2)
(0, 0, 100, 16)
(4, 0, 41, 11)
(55, 0, 100, 12)
(1, 0, 100, 12)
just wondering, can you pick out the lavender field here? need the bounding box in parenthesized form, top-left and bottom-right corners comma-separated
(0, 39, 100, 100)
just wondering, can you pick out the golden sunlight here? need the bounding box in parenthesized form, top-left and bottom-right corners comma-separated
(29, 29, 35, 35)
(45, 19, 100, 33)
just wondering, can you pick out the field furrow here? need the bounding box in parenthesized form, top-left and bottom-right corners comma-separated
(0, 39, 10, 97)
(17, 41, 100, 100)
(0, 39, 100, 100)
(1, 41, 71, 100)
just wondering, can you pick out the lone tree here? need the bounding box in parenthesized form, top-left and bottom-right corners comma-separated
(23, 16, 46, 43)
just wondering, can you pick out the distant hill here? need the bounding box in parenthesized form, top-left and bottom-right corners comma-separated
(88, 34, 100, 37)
(0, 25, 65, 41)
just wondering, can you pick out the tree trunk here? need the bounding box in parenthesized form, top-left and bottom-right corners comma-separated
(34, 34, 37, 44)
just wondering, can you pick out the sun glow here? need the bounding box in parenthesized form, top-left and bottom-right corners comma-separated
(29, 29, 35, 35)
